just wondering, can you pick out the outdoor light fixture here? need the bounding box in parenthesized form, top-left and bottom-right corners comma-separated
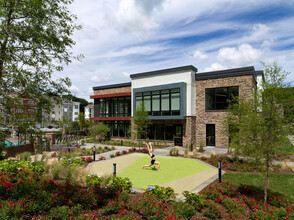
(113, 163, 116, 177)
(93, 145, 96, 161)
(218, 160, 222, 183)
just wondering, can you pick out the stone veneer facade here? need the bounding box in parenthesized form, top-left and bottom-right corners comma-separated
(93, 86, 131, 96)
(195, 75, 256, 148)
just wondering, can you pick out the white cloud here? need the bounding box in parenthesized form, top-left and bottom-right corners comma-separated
(104, 44, 167, 58)
(111, 0, 165, 36)
(243, 24, 270, 42)
(70, 85, 79, 95)
(193, 50, 208, 61)
(203, 63, 227, 72)
(90, 74, 110, 83)
(217, 43, 262, 67)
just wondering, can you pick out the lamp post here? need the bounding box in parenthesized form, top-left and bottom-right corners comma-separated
(93, 145, 96, 161)
(113, 163, 116, 177)
(218, 160, 222, 183)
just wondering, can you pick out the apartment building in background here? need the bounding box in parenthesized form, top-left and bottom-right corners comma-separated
(84, 104, 94, 120)
(51, 101, 80, 122)
(90, 65, 264, 148)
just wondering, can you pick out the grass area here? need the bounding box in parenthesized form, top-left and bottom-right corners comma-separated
(276, 138, 294, 154)
(223, 173, 294, 202)
(119, 155, 212, 189)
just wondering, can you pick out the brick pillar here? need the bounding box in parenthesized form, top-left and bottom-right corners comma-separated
(183, 116, 196, 147)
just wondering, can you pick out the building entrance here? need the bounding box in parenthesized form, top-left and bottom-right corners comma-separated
(206, 124, 215, 146)
(173, 125, 182, 146)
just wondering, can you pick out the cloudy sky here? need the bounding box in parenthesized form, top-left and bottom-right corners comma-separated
(59, 0, 294, 101)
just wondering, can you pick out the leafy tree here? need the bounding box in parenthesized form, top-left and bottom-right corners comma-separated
(131, 102, 151, 149)
(90, 123, 110, 140)
(59, 116, 69, 138)
(0, 0, 81, 153)
(226, 62, 294, 203)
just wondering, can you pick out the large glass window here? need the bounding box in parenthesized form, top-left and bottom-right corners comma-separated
(205, 86, 239, 110)
(152, 91, 160, 116)
(171, 88, 180, 115)
(161, 90, 170, 116)
(102, 121, 131, 138)
(97, 96, 131, 117)
(135, 93, 142, 110)
(136, 88, 181, 116)
(143, 92, 151, 112)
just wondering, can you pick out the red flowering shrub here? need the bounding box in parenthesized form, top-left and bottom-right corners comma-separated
(51, 152, 57, 157)
(86, 157, 93, 163)
(98, 156, 106, 160)
(122, 150, 127, 154)
(128, 147, 136, 152)
(115, 151, 121, 156)
(142, 148, 148, 153)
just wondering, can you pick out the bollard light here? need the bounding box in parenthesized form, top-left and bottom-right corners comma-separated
(218, 160, 222, 183)
(93, 146, 96, 161)
(113, 163, 116, 177)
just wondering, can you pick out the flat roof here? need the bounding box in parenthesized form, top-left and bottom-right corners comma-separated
(93, 82, 131, 91)
(195, 66, 258, 80)
(130, 65, 198, 79)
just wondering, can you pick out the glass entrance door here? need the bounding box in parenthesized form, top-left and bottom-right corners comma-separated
(174, 125, 182, 146)
(206, 124, 215, 146)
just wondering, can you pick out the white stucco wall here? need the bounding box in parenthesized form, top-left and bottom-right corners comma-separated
(131, 69, 196, 117)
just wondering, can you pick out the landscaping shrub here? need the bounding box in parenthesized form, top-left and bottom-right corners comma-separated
(145, 185, 175, 202)
(110, 154, 115, 158)
(48, 205, 81, 220)
(169, 147, 179, 156)
(62, 157, 84, 166)
(16, 151, 32, 161)
(198, 140, 205, 152)
(172, 201, 198, 219)
(204, 201, 222, 219)
(182, 191, 206, 210)
(98, 156, 106, 160)
(110, 177, 132, 193)
(115, 151, 121, 156)
(85, 173, 102, 187)
(0, 159, 45, 175)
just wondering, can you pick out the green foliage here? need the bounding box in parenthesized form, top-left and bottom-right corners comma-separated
(203, 201, 221, 219)
(85, 173, 102, 187)
(182, 191, 206, 210)
(90, 123, 110, 140)
(49, 205, 81, 220)
(16, 151, 32, 161)
(225, 62, 294, 202)
(0, 159, 45, 175)
(61, 157, 84, 166)
(145, 185, 175, 202)
(172, 201, 198, 219)
(110, 177, 132, 193)
(0, 0, 81, 153)
(198, 140, 205, 152)
(169, 147, 179, 156)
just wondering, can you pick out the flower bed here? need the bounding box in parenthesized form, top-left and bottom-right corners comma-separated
(0, 164, 293, 220)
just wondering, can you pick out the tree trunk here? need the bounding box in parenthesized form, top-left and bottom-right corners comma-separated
(264, 145, 270, 203)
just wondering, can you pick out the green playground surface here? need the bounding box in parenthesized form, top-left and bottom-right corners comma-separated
(119, 155, 212, 189)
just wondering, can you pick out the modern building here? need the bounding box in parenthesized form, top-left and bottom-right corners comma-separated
(84, 104, 94, 120)
(51, 101, 80, 122)
(90, 65, 263, 148)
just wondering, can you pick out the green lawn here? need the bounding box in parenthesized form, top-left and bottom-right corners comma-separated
(119, 155, 212, 189)
(223, 173, 294, 202)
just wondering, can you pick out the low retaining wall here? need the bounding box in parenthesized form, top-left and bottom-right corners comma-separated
(5, 144, 35, 158)
(52, 144, 78, 152)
